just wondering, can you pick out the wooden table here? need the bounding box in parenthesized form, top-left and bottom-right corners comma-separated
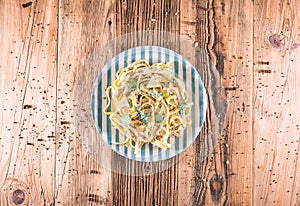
(1, 0, 300, 205)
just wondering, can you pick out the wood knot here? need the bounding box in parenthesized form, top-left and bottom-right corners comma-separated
(209, 174, 224, 204)
(268, 34, 284, 50)
(268, 33, 299, 51)
(291, 43, 299, 50)
(1, 178, 30, 205)
(12, 190, 25, 205)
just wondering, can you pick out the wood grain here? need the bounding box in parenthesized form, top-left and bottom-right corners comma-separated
(112, 1, 181, 206)
(55, 0, 115, 205)
(1, 0, 300, 205)
(209, 0, 254, 205)
(253, 0, 300, 205)
(178, 0, 228, 205)
(179, 0, 254, 205)
(0, 0, 58, 205)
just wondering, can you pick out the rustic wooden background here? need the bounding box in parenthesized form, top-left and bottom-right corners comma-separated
(1, 0, 300, 205)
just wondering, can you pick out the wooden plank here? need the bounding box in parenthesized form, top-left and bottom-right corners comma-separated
(209, 1, 254, 204)
(112, 0, 181, 206)
(55, 0, 115, 205)
(253, 0, 300, 205)
(178, 1, 206, 205)
(112, 0, 254, 205)
(1, 0, 299, 205)
(179, 0, 254, 205)
(208, 0, 254, 204)
(0, 0, 58, 205)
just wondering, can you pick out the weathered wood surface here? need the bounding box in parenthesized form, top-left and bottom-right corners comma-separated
(55, 1, 115, 205)
(0, 0, 58, 205)
(0, 0, 299, 205)
(253, 0, 300, 205)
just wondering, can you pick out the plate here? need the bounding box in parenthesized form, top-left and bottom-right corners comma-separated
(91, 46, 206, 162)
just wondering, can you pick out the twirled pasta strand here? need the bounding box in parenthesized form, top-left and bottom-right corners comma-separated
(103, 60, 193, 153)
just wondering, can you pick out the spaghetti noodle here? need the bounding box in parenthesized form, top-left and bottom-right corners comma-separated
(104, 60, 193, 153)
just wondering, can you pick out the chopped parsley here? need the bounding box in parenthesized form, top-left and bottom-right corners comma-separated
(154, 112, 164, 123)
(126, 78, 137, 89)
(135, 107, 149, 125)
(178, 101, 187, 115)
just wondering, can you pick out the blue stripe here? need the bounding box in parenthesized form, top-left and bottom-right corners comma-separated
(91, 92, 95, 120)
(174, 52, 180, 153)
(182, 60, 187, 149)
(157, 46, 161, 62)
(183, 126, 188, 150)
(97, 72, 103, 134)
(174, 51, 179, 77)
(141, 46, 145, 60)
(191, 68, 196, 140)
(131, 47, 136, 62)
(106, 61, 112, 145)
(183, 60, 187, 83)
(141, 144, 145, 162)
(123, 50, 128, 156)
(165, 48, 170, 62)
(149, 144, 153, 161)
(199, 78, 204, 128)
(115, 55, 120, 152)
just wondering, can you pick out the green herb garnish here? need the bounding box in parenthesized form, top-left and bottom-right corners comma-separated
(154, 112, 164, 123)
(178, 101, 187, 115)
(126, 78, 137, 89)
(135, 107, 149, 125)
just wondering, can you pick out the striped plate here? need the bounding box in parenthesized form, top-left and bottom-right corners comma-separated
(91, 46, 206, 162)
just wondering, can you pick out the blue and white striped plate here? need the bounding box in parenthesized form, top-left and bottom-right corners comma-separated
(91, 46, 206, 162)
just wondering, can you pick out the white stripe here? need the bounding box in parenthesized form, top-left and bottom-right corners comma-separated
(110, 58, 117, 152)
(117, 51, 126, 156)
(185, 60, 193, 148)
(102, 66, 108, 144)
(177, 56, 184, 154)
(94, 80, 99, 151)
(194, 68, 200, 135)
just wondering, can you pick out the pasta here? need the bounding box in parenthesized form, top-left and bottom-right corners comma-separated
(104, 60, 193, 154)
